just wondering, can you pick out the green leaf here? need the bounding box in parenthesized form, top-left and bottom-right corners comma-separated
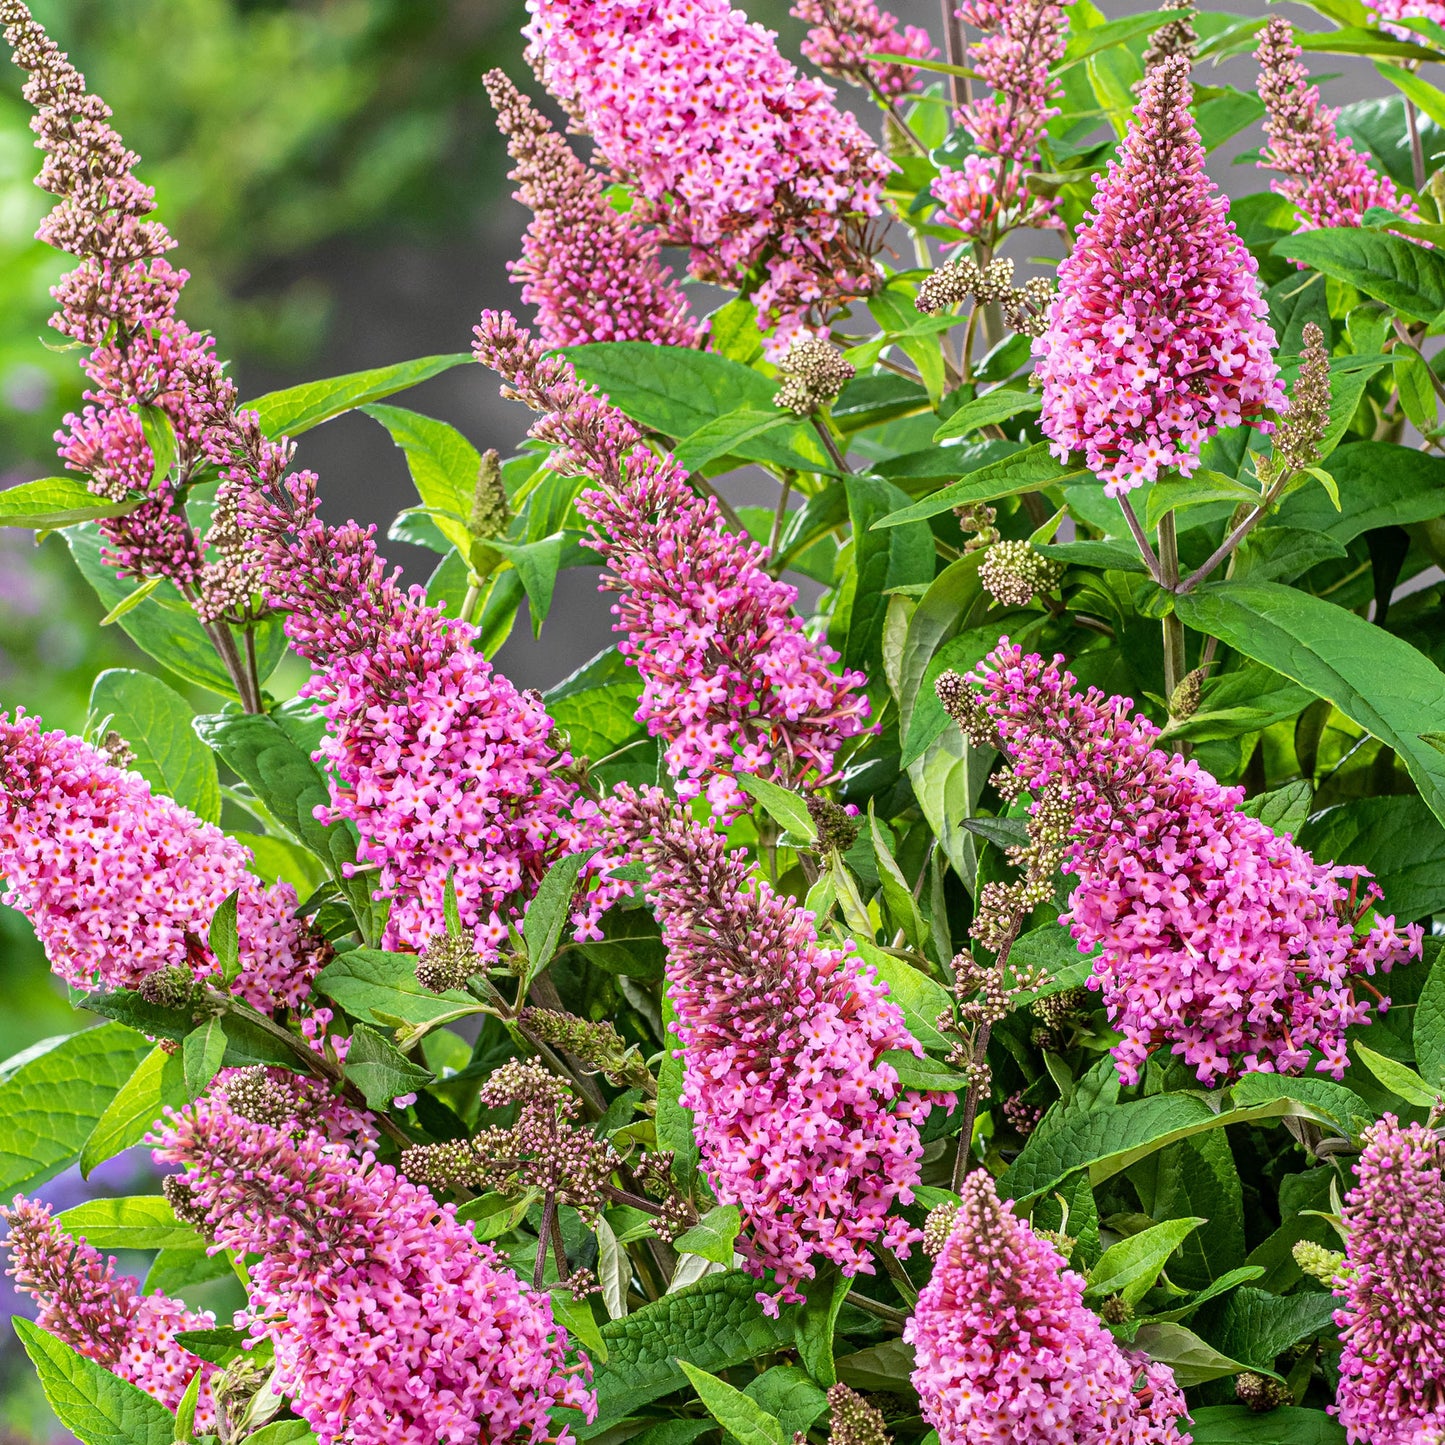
(14, 1318, 175, 1445)
(790, 1266, 850, 1389)
(853, 941, 954, 1054)
(244, 353, 472, 437)
(66, 526, 240, 700)
(673, 408, 796, 473)
(678, 1361, 788, 1445)
(172, 1326, 251, 1367)
(77, 988, 295, 1071)
(674, 1205, 742, 1265)
(872, 443, 1086, 528)
(0, 476, 138, 529)
(655, 992, 700, 1186)
(344, 1024, 433, 1109)
(89, 670, 219, 822)
(834, 1338, 916, 1391)
(1238, 780, 1313, 837)
(1353, 1039, 1438, 1106)
(879, 1048, 971, 1093)
(564, 342, 825, 470)
(1131, 1322, 1257, 1388)
(182, 1018, 227, 1098)
(145, 1247, 233, 1300)
(522, 848, 599, 988)
(1173, 582, 1445, 829)
(585, 1270, 795, 1427)
(737, 774, 817, 843)
(550, 1285, 607, 1362)
(1274, 228, 1445, 322)
(1086, 1218, 1205, 1307)
(245, 1425, 317, 1445)
(1146, 470, 1261, 531)
(744, 1366, 828, 1439)
(1186, 1405, 1345, 1444)
(1416, 946, 1445, 1088)
(1278, 442, 1445, 543)
(1297, 796, 1445, 922)
(869, 814, 927, 952)
(80, 1044, 189, 1175)
(360, 404, 481, 556)
(1227, 1074, 1369, 1135)
(840, 473, 936, 676)
(316, 949, 474, 1026)
(1210, 1286, 1339, 1372)
(0, 1024, 151, 1194)
(492, 534, 564, 634)
(98, 575, 165, 626)
(932, 388, 1041, 441)
(136, 405, 177, 488)
(208, 890, 240, 983)
(56, 1196, 197, 1251)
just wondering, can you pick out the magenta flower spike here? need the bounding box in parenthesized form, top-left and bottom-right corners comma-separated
(791, 0, 937, 99)
(474, 310, 871, 820)
(484, 69, 700, 349)
(615, 785, 937, 1311)
(0, 712, 327, 1011)
(154, 1081, 597, 1445)
(521, 0, 890, 352)
(2, 1197, 217, 1424)
(966, 644, 1421, 1086)
(906, 1171, 1191, 1445)
(932, 0, 1074, 240)
(1034, 55, 1287, 495)
(1335, 1115, 1445, 1444)
(1364, 0, 1445, 41)
(1257, 17, 1416, 231)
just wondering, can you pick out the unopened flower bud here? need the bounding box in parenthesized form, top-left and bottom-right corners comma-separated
(775, 336, 855, 415)
(1168, 666, 1208, 721)
(1235, 1371, 1294, 1412)
(979, 539, 1064, 607)
(416, 933, 480, 993)
(806, 795, 860, 854)
(468, 449, 510, 542)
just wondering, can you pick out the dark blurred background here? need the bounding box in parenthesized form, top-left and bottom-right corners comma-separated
(0, 1, 1384, 1436)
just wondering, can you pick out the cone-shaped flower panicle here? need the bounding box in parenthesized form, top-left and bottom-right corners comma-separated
(1256, 17, 1415, 231)
(906, 1171, 1191, 1444)
(791, 0, 937, 99)
(2, 1196, 216, 1424)
(1034, 55, 1286, 495)
(1364, 0, 1445, 41)
(484, 69, 699, 349)
(474, 311, 871, 820)
(152, 1078, 596, 1445)
(522, 0, 890, 352)
(959, 644, 1421, 1085)
(613, 785, 936, 1312)
(0, 711, 326, 1010)
(932, 0, 1073, 239)
(1, 2, 278, 624)
(236, 468, 626, 956)
(1334, 1114, 1445, 1444)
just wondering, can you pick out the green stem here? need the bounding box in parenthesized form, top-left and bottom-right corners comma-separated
(1157, 511, 1187, 701)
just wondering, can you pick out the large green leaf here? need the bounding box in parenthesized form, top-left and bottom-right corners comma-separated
(1417, 943, 1445, 1087)
(1278, 442, 1445, 543)
(89, 669, 219, 822)
(1274, 227, 1445, 321)
(564, 343, 825, 470)
(361, 404, 481, 556)
(1186, 1406, 1345, 1444)
(244, 353, 472, 437)
(1298, 796, 1445, 922)
(1210, 1288, 1339, 1373)
(1174, 582, 1445, 828)
(0, 1024, 151, 1194)
(1130, 1129, 1247, 1292)
(14, 1319, 175, 1445)
(677, 1362, 787, 1445)
(873, 442, 1086, 528)
(932, 388, 1041, 441)
(1086, 1217, 1204, 1307)
(316, 949, 474, 1027)
(56, 1196, 197, 1251)
(0, 476, 138, 528)
(584, 1271, 795, 1427)
(838, 473, 936, 679)
(79, 1044, 188, 1175)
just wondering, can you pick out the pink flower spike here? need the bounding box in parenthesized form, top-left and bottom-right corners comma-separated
(612, 785, 938, 1311)
(522, 0, 890, 353)
(791, 0, 938, 99)
(1257, 16, 1417, 232)
(1364, 0, 1445, 42)
(907, 1171, 1191, 1444)
(1334, 1114, 1445, 1445)
(0, 711, 326, 1011)
(153, 1076, 596, 1445)
(1034, 55, 1286, 495)
(2, 1196, 217, 1426)
(963, 644, 1422, 1086)
(484, 69, 700, 349)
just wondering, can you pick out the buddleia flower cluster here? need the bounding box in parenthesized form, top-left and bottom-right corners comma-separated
(791, 0, 937, 100)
